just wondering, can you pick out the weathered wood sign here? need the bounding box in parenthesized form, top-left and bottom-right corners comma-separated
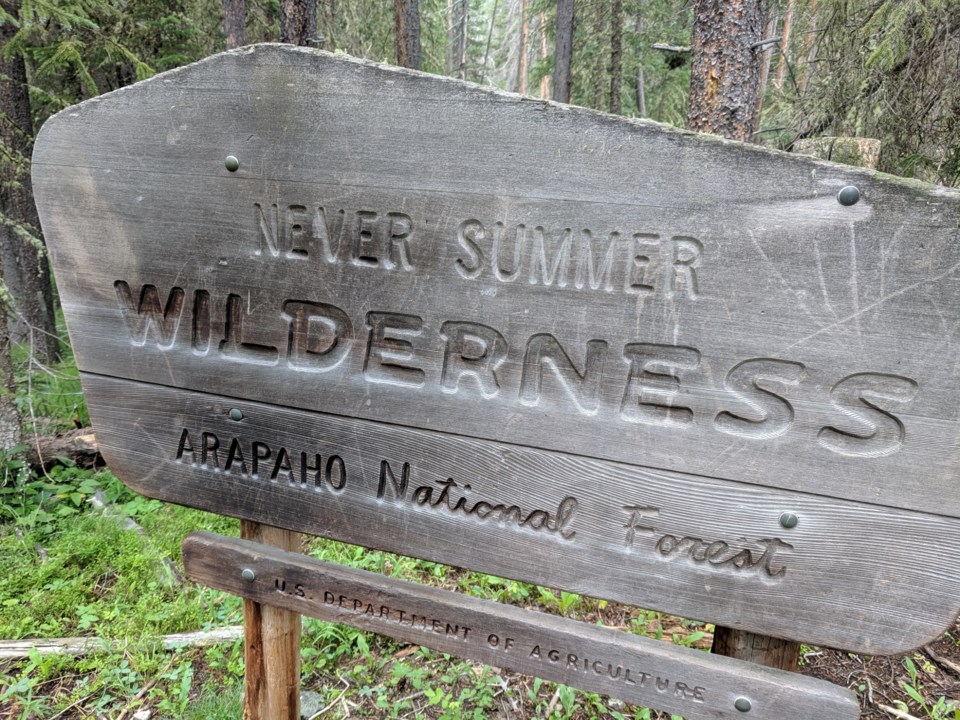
(32, 45, 960, 661)
(184, 531, 860, 720)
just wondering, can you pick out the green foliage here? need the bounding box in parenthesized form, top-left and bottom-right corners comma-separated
(766, 0, 960, 185)
(899, 656, 960, 720)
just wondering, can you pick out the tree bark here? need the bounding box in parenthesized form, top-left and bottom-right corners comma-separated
(481, 0, 499, 82)
(609, 0, 624, 114)
(0, 289, 20, 452)
(0, 0, 59, 365)
(635, 6, 646, 116)
(752, 8, 777, 137)
(396, 0, 422, 70)
(515, 0, 528, 94)
(539, 12, 550, 99)
(280, 0, 317, 46)
(687, 0, 767, 141)
(775, 0, 794, 89)
(222, 0, 246, 49)
(553, 0, 574, 103)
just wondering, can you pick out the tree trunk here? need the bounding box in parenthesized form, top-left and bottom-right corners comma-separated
(553, 0, 574, 103)
(539, 12, 550, 99)
(481, 0, 499, 83)
(241, 521, 302, 720)
(775, 0, 794, 89)
(280, 0, 317, 46)
(687, 0, 766, 141)
(318, 0, 335, 50)
(592, 5, 607, 109)
(711, 627, 800, 671)
(0, 0, 59, 365)
(0, 291, 20, 453)
(515, 0, 528, 94)
(799, 0, 818, 92)
(635, 5, 646, 117)
(609, 0, 623, 114)
(752, 8, 777, 138)
(396, 0, 422, 70)
(222, 0, 246, 49)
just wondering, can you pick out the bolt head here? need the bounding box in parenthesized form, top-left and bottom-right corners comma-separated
(225, 155, 240, 172)
(837, 185, 860, 206)
(735, 697, 752, 712)
(779, 512, 799, 529)
(241, 568, 256, 582)
(228, 408, 244, 421)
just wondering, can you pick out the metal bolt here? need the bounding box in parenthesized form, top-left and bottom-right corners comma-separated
(228, 408, 244, 421)
(779, 512, 799, 529)
(225, 155, 240, 172)
(241, 568, 256, 582)
(735, 697, 752, 713)
(837, 185, 860, 206)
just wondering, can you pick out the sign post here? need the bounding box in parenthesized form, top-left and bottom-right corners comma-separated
(240, 521, 301, 720)
(32, 44, 960, 719)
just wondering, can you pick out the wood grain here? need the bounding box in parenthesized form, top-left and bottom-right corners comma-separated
(82, 373, 960, 655)
(31, 45, 960, 519)
(183, 531, 861, 720)
(240, 521, 301, 720)
(29, 45, 960, 662)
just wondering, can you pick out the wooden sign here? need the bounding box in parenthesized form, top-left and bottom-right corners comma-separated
(32, 45, 960, 654)
(183, 531, 860, 720)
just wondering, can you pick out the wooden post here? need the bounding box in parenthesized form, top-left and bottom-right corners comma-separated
(241, 520, 302, 720)
(712, 627, 801, 670)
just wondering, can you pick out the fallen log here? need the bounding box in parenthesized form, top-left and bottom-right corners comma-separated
(24, 428, 102, 471)
(0, 626, 243, 659)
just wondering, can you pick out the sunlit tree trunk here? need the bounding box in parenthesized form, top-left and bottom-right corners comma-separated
(775, 0, 794, 89)
(752, 9, 777, 136)
(516, 0, 528, 93)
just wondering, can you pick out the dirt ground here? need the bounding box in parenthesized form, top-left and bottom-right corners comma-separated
(801, 617, 960, 720)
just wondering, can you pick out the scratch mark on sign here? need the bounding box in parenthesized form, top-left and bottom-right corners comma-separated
(811, 235, 838, 323)
(846, 226, 863, 346)
(747, 231, 818, 325)
(783, 258, 960, 352)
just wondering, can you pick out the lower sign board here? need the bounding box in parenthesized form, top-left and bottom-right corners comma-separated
(182, 531, 860, 720)
(83, 374, 960, 655)
(32, 45, 960, 653)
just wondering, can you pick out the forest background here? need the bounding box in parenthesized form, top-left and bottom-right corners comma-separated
(1, 1, 959, 719)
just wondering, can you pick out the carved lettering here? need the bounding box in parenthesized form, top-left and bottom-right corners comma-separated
(254, 200, 414, 270)
(715, 359, 805, 439)
(364, 312, 426, 387)
(440, 321, 507, 398)
(114, 281, 185, 348)
(133, 281, 921, 459)
(818, 373, 919, 457)
(455, 220, 703, 298)
(520, 334, 607, 414)
(282, 300, 353, 373)
(621, 344, 701, 427)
